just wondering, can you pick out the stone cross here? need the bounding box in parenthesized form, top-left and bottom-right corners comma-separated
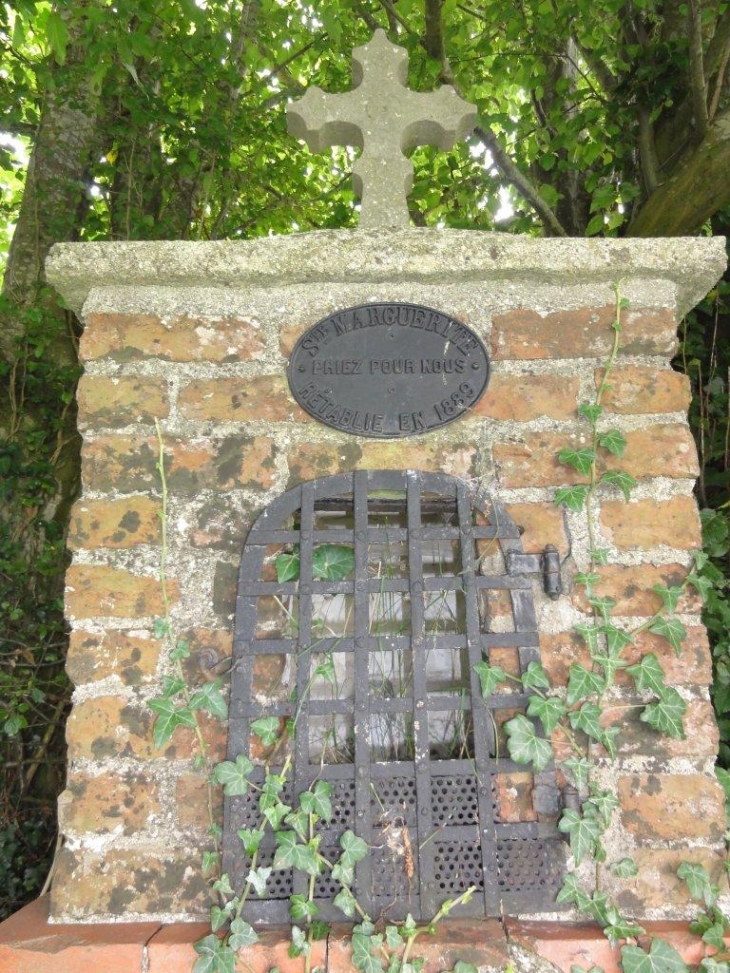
(286, 30, 477, 229)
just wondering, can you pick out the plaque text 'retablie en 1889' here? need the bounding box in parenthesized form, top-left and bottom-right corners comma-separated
(287, 302, 490, 438)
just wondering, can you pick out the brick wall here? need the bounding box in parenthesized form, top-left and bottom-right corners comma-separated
(46, 231, 727, 922)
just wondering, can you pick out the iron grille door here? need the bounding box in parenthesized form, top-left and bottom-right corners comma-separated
(223, 470, 566, 923)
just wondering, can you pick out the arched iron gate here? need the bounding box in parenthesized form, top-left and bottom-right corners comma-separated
(223, 470, 565, 922)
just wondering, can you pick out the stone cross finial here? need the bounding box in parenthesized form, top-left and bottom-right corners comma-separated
(287, 30, 477, 228)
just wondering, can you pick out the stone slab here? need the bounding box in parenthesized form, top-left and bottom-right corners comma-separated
(46, 230, 726, 318)
(0, 897, 160, 973)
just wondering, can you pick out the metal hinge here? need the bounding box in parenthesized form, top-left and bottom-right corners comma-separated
(505, 544, 563, 601)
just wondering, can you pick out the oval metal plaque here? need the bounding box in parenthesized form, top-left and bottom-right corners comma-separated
(288, 302, 490, 438)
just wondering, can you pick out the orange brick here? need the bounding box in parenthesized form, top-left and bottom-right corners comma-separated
(65, 697, 157, 761)
(175, 774, 222, 831)
(622, 625, 712, 688)
(470, 373, 580, 421)
(178, 376, 309, 423)
(81, 434, 278, 493)
(59, 771, 160, 835)
(618, 773, 726, 842)
(505, 502, 568, 554)
(608, 848, 726, 913)
(491, 306, 676, 360)
(65, 564, 178, 619)
(598, 366, 691, 414)
(540, 630, 591, 686)
(77, 375, 168, 428)
(601, 698, 719, 759)
(494, 424, 698, 488)
(82, 312, 266, 362)
(572, 562, 702, 616)
(68, 497, 161, 550)
(66, 629, 162, 686)
(50, 848, 210, 918)
(494, 772, 538, 823)
(600, 496, 701, 550)
(286, 440, 479, 486)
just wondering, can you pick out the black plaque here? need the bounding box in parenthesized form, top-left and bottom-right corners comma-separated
(287, 302, 490, 438)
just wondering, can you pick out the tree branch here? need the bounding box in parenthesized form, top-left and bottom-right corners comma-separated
(688, 0, 710, 138)
(424, 0, 446, 63)
(475, 123, 568, 235)
(628, 105, 730, 234)
(709, 33, 730, 121)
(572, 37, 617, 95)
(638, 108, 660, 194)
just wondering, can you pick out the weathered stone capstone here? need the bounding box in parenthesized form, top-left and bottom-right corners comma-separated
(286, 31, 477, 228)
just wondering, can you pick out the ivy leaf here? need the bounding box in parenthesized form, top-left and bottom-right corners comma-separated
(332, 861, 354, 886)
(189, 679, 228, 720)
(210, 904, 230, 932)
(276, 549, 301, 582)
(274, 831, 322, 875)
(599, 469, 637, 500)
(558, 808, 601, 865)
(601, 624, 634, 656)
(289, 925, 309, 958)
(246, 866, 272, 896)
(590, 548, 610, 565)
(300, 780, 333, 822)
(652, 584, 684, 613)
(237, 828, 264, 857)
(263, 801, 291, 831)
(620, 938, 688, 973)
(314, 653, 336, 684)
(701, 959, 730, 973)
(202, 850, 219, 874)
(640, 687, 687, 738)
(473, 661, 507, 698)
(574, 624, 601, 652)
(626, 654, 666, 696)
(563, 756, 591, 790)
(566, 665, 605, 706)
(584, 788, 619, 828)
(334, 887, 358, 918)
(504, 714, 553, 771)
(527, 694, 566, 735)
(555, 485, 590, 511)
(574, 572, 601, 588)
(193, 934, 236, 973)
(228, 917, 259, 950)
(649, 617, 687, 655)
(604, 917, 645, 946)
(161, 675, 187, 698)
(568, 701, 605, 743)
(339, 830, 369, 867)
(213, 754, 254, 796)
(556, 874, 592, 911)
(677, 862, 719, 907)
(312, 544, 355, 580)
(558, 447, 595, 476)
(385, 926, 402, 949)
(352, 929, 385, 973)
(578, 403, 604, 424)
(171, 639, 190, 660)
(290, 893, 320, 920)
(588, 595, 616, 623)
(453, 964, 479, 973)
(702, 921, 727, 950)
(251, 716, 281, 746)
(521, 660, 551, 691)
(612, 857, 638, 878)
(553, 486, 588, 513)
(597, 429, 626, 456)
(148, 697, 197, 748)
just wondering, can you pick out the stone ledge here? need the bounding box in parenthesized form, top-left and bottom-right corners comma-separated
(1, 898, 725, 973)
(46, 230, 726, 318)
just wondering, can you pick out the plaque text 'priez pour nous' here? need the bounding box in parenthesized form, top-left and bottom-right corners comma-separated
(287, 302, 490, 438)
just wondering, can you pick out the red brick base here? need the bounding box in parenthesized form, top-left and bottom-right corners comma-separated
(0, 898, 718, 973)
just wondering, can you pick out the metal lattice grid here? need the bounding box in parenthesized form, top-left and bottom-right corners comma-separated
(223, 470, 566, 923)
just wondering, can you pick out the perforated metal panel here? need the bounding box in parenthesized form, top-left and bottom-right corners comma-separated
(223, 470, 566, 923)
